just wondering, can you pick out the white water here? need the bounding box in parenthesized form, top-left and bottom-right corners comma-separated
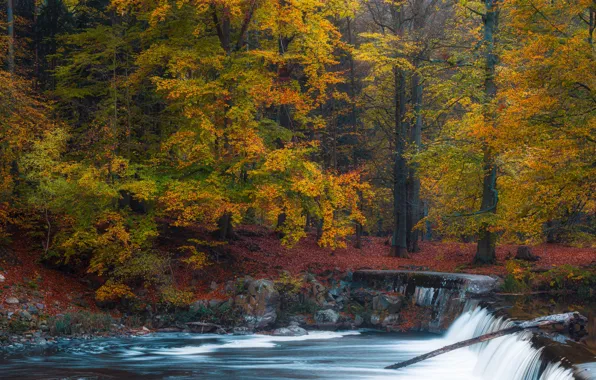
(156, 330, 362, 356)
(441, 307, 575, 380)
(154, 308, 577, 380)
(1, 307, 586, 379)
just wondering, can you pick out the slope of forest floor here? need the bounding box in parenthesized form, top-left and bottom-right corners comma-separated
(1, 225, 595, 314)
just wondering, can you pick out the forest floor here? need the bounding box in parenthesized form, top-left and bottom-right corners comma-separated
(1, 225, 595, 314)
(183, 225, 596, 293)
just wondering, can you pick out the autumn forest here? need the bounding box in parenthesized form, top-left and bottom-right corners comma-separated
(0, 0, 595, 312)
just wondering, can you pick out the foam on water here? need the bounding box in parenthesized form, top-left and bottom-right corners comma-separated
(442, 307, 575, 380)
(150, 310, 579, 379)
(153, 330, 361, 356)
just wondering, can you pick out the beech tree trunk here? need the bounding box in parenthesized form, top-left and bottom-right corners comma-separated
(386, 312, 587, 370)
(7, 0, 14, 74)
(475, 0, 499, 264)
(407, 70, 423, 253)
(216, 212, 234, 240)
(391, 65, 409, 258)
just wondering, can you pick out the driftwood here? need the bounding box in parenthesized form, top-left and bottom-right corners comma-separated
(385, 312, 587, 370)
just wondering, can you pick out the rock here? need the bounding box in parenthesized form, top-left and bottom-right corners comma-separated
(314, 309, 339, 324)
(232, 327, 253, 335)
(515, 246, 539, 262)
(382, 314, 400, 327)
(20, 311, 32, 321)
(240, 279, 279, 329)
(0, 274, 5, 282)
(372, 294, 403, 314)
(5, 297, 19, 305)
(310, 280, 328, 305)
(210, 281, 218, 291)
(288, 315, 307, 326)
(354, 315, 364, 327)
(273, 325, 308, 336)
(28, 305, 38, 315)
(370, 314, 381, 326)
(185, 322, 220, 333)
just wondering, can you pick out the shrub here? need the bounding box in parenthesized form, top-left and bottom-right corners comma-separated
(48, 312, 113, 335)
(501, 260, 534, 293)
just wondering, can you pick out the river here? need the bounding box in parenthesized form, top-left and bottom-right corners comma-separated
(0, 308, 589, 380)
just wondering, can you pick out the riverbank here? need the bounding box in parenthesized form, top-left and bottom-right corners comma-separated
(0, 227, 594, 359)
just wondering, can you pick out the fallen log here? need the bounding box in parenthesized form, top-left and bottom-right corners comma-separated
(385, 312, 587, 370)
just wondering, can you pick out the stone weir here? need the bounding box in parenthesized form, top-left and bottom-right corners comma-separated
(346, 270, 499, 332)
(181, 270, 500, 335)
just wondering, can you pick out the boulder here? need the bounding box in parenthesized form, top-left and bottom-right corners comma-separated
(288, 315, 308, 326)
(370, 313, 381, 326)
(515, 246, 539, 261)
(272, 325, 308, 337)
(5, 297, 19, 305)
(314, 309, 339, 324)
(20, 311, 32, 321)
(382, 314, 400, 327)
(27, 304, 39, 315)
(0, 274, 5, 282)
(239, 279, 280, 329)
(372, 294, 403, 314)
(354, 315, 364, 327)
(308, 280, 328, 305)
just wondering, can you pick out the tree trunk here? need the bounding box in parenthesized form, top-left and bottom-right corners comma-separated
(390, 66, 409, 258)
(216, 212, 234, 240)
(355, 222, 362, 249)
(474, 0, 499, 264)
(386, 312, 587, 370)
(276, 212, 287, 238)
(407, 70, 423, 253)
(7, 0, 15, 74)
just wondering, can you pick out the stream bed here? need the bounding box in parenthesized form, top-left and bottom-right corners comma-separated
(0, 308, 591, 380)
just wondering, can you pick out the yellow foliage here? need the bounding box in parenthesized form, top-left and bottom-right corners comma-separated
(96, 283, 135, 301)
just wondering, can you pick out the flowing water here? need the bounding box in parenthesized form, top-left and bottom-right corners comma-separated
(0, 307, 591, 380)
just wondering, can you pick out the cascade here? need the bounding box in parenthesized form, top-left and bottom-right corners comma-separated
(444, 307, 575, 380)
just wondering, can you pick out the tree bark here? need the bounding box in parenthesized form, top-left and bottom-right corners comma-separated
(474, 0, 499, 264)
(216, 212, 235, 240)
(385, 312, 587, 370)
(407, 70, 423, 253)
(390, 66, 409, 258)
(355, 222, 363, 249)
(7, 0, 15, 74)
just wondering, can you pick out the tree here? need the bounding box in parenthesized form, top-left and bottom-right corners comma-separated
(6, 0, 14, 73)
(474, 0, 500, 264)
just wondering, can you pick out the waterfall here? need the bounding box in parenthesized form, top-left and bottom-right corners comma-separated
(445, 307, 575, 380)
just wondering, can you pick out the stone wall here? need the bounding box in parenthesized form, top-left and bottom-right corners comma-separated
(197, 270, 499, 334)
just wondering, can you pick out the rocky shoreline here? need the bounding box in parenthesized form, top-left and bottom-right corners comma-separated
(1, 270, 502, 352)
